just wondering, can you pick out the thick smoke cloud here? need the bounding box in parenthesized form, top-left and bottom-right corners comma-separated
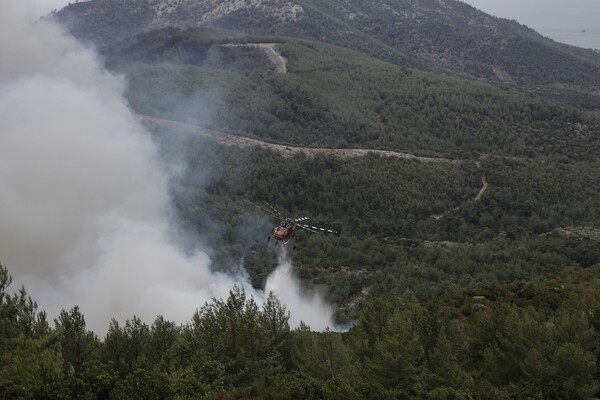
(0, 1, 338, 334)
(265, 253, 335, 330)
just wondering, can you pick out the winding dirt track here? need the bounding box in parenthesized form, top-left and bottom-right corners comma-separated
(222, 43, 288, 73)
(139, 115, 458, 163)
(139, 114, 489, 214)
(257, 44, 288, 73)
(474, 176, 489, 202)
(194, 41, 490, 211)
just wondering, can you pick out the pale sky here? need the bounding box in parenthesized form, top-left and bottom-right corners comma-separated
(461, 0, 600, 49)
(33, 0, 68, 15)
(32, 0, 600, 49)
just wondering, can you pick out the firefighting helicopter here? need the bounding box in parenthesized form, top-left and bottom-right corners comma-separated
(250, 201, 341, 249)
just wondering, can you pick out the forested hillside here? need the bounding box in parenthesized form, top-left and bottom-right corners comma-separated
(3, 261, 600, 399)
(165, 136, 600, 311)
(116, 30, 600, 160)
(4, 0, 597, 398)
(54, 0, 600, 109)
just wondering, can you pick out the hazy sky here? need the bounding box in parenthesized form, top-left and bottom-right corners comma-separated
(34, 0, 67, 14)
(461, 0, 600, 49)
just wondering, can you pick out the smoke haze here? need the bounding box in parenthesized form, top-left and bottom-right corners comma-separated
(265, 253, 336, 330)
(0, 0, 337, 334)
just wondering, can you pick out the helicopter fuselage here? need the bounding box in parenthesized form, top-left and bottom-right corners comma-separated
(271, 219, 298, 243)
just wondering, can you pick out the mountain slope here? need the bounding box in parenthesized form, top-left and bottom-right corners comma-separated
(54, 0, 600, 109)
(105, 29, 598, 160)
(54, 0, 417, 67)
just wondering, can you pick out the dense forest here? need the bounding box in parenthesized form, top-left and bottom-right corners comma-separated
(163, 137, 600, 312)
(2, 262, 600, 399)
(115, 30, 600, 393)
(4, 130, 599, 399)
(6, 1, 599, 398)
(120, 34, 600, 161)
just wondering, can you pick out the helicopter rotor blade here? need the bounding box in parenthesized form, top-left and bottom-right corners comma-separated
(297, 224, 320, 234)
(297, 223, 340, 236)
(264, 202, 283, 218)
(246, 200, 282, 219)
(293, 216, 310, 222)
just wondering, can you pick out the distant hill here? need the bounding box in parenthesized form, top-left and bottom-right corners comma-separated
(106, 29, 599, 161)
(54, 0, 600, 109)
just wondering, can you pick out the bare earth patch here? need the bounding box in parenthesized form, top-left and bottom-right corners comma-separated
(139, 114, 457, 163)
(222, 43, 287, 73)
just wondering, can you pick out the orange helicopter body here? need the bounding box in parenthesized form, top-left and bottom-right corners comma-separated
(251, 202, 340, 249)
(270, 219, 299, 243)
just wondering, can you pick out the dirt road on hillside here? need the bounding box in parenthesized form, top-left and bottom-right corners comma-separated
(139, 114, 488, 216)
(139, 115, 457, 163)
(474, 176, 489, 201)
(222, 43, 287, 73)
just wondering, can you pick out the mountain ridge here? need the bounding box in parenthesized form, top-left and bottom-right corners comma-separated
(54, 0, 600, 110)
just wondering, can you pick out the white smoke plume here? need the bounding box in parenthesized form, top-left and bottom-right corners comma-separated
(0, 1, 338, 334)
(265, 251, 336, 331)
